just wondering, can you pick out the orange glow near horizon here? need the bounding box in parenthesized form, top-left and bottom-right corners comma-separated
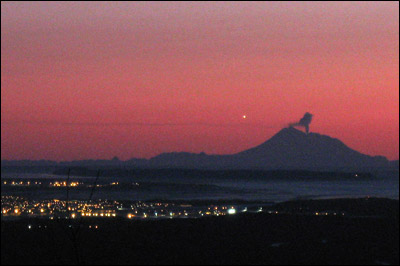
(1, 2, 399, 161)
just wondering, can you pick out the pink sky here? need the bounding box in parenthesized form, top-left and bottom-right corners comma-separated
(1, 2, 399, 161)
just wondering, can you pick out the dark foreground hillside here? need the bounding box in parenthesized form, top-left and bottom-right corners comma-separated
(2, 198, 399, 265)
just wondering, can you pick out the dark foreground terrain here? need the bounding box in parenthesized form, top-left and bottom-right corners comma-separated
(1, 198, 399, 265)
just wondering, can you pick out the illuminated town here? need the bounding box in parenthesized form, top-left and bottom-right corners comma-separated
(1, 179, 133, 188)
(1, 195, 264, 221)
(1, 178, 349, 222)
(1, 177, 272, 222)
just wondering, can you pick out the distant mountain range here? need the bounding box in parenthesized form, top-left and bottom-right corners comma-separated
(2, 127, 398, 171)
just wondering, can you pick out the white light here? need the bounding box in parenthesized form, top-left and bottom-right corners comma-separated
(242, 115, 247, 119)
(228, 208, 236, 215)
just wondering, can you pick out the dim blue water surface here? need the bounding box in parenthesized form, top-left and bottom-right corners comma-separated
(1, 171, 398, 203)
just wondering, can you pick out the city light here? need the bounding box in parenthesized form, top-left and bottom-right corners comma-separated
(1, 195, 267, 220)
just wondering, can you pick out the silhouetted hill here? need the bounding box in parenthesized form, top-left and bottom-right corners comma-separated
(390, 160, 399, 169)
(2, 128, 397, 172)
(233, 127, 390, 170)
(129, 127, 392, 170)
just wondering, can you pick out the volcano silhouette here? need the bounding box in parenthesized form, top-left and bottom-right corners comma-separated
(3, 127, 393, 171)
(145, 127, 390, 170)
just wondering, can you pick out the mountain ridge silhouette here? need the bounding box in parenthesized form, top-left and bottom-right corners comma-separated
(2, 127, 397, 171)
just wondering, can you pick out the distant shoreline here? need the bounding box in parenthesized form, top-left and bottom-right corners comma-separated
(2, 167, 378, 180)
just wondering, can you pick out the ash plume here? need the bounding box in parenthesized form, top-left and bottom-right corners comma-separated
(289, 112, 313, 134)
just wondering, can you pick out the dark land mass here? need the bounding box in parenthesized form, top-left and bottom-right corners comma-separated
(51, 168, 375, 180)
(2, 128, 399, 172)
(2, 198, 398, 265)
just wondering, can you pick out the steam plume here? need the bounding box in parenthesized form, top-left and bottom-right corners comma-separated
(289, 112, 313, 134)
